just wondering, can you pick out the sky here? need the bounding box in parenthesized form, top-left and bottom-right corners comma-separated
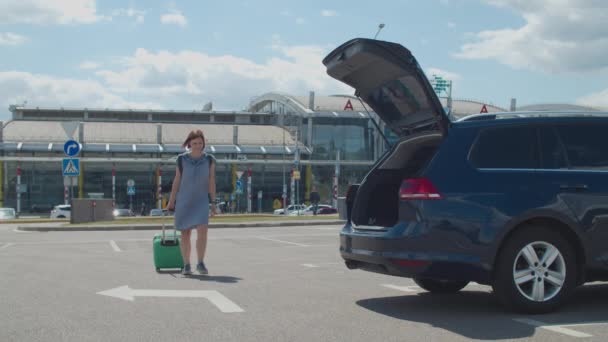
(0, 0, 607, 120)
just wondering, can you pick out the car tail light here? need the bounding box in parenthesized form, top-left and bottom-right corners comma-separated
(399, 178, 443, 200)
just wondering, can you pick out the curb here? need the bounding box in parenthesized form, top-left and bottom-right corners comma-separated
(17, 220, 346, 232)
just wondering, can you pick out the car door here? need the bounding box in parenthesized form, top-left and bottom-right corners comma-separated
(537, 122, 608, 269)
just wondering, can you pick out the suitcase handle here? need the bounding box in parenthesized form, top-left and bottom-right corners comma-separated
(162, 209, 176, 243)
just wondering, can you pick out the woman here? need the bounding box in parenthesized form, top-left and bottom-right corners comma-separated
(167, 129, 217, 275)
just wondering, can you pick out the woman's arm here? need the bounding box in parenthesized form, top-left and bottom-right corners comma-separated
(209, 160, 217, 215)
(167, 166, 181, 210)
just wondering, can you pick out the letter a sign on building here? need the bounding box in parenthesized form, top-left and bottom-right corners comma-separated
(344, 99, 354, 111)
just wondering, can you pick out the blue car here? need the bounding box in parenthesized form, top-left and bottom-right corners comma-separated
(324, 38, 608, 313)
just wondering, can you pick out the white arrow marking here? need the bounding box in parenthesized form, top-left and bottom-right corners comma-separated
(0, 243, 14, 249)
(301, 263, 320, 268)
(97, 286, 244, 313)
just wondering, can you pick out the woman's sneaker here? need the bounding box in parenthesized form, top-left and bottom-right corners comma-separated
(196, 262, 208, 275)
(181, 264, 192, 275)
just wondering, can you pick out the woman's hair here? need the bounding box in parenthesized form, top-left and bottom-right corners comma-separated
(182, 129, 206, 149)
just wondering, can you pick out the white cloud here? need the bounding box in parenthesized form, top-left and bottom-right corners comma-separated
(92, 41, 351, 110)
(321, 10, 338, 17)
(0, 0, 101, 25)
(447, 21, 456, 28)
(577, 89, 608, 108)
(455, 0, 608, 73)
(427, 68, 461, 81)
(79, 61, 100, 70)
(295, 17, 305, 24)
(160, 11, 187, 27)
(111, 8, 145, 24)
(0, 32, 26, 46)
(0, 71, 161, 111)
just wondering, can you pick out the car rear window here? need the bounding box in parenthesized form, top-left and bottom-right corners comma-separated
(555, 123, 608, 170)
(469, 126, 538, 169)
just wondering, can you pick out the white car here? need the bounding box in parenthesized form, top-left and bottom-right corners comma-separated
(288, 204, 334, 216)
(273, 204, 306, 215)
(0, 208, 16, 220)
(50, 204, 71, 219)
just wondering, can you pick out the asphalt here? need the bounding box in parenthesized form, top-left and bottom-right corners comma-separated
(16, 219, 346, 232)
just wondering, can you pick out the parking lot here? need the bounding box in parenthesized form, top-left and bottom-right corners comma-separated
(2, 223, 608, 342)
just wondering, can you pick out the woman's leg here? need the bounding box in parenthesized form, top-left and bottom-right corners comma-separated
(180, 228, 192, 265)
(195, 225, 208, 262)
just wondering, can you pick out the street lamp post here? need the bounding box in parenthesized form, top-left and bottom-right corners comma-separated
(282, 113, 287, 213)
(374, 23, 385, 39)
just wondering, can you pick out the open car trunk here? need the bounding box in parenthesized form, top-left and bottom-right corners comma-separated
(351, 133, 443, 228)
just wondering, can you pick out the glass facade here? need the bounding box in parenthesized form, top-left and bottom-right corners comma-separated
(305, 117, 374, 161)
(3, 100, 379, 215)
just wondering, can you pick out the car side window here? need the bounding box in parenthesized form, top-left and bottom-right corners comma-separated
(539, 126, 568, 169)
(469, 126, 538, 169)
(556, 123, 608, 170)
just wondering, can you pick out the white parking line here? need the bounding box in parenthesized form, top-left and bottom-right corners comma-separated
(381, 284, 420, 292)
(256, 237, 308, 247)
(109, 240, 121, 252)
(513, 318, 593, 338)
(0, 243, 14, 250)
(13, 228, 34, 233)
(301, 262, 341, 268)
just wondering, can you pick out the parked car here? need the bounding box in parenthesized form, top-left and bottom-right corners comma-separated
(149, 209, 164, 216)
(288, 204, 334, 216)
(324, 38, 608, 314)
(50, 205, 71, 219)
(317, 207, 338, 215)
(273, 204, 306, 215)
(0, 208, 16, 220)
(113, 208, 134, 217)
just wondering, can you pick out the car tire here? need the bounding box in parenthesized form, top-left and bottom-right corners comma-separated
(493, 225, 577, 314)
(413, 278, 469, 293)
(57, 215, 65, 218)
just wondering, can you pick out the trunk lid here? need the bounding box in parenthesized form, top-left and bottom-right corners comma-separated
(323, 38, 449, 137)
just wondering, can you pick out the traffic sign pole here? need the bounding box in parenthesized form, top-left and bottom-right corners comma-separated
(16, 164, 21, 217)
(112, 165, 116, 208)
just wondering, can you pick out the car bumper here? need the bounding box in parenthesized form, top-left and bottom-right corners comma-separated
(339, 223, 491, 283)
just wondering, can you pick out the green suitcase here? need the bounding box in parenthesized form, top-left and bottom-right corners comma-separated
(153, 217, 184, 272)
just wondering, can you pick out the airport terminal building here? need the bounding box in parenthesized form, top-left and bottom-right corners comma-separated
(0, 92, 379, 214)
(1, 92, 601, 214)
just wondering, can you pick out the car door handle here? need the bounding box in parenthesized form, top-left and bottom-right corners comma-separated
(560, 184, 588, 191)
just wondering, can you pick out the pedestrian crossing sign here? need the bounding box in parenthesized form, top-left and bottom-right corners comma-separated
(62, 158, 80, 176)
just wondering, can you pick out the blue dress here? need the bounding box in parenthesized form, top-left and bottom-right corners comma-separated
(174, 152, 213, 230)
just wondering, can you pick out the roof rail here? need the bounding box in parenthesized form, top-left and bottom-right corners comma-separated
(457, 111, 608, 122)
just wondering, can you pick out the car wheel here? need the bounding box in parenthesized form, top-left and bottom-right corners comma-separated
(493, 225, 577, 314)
(413, 278, 469, 293)
(57, 215, 65, 218)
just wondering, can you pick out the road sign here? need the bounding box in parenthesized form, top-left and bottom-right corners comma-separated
(127, 186, 135, 195)
(63, 140, 80, 157)
(236, 171, 244, 179)
(293, 170, 301, 180)
(127, 179, 135, 187)
(235, 179, 243, 194)
(62, 158, 80, 176)
(97, 286, 244, 313)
